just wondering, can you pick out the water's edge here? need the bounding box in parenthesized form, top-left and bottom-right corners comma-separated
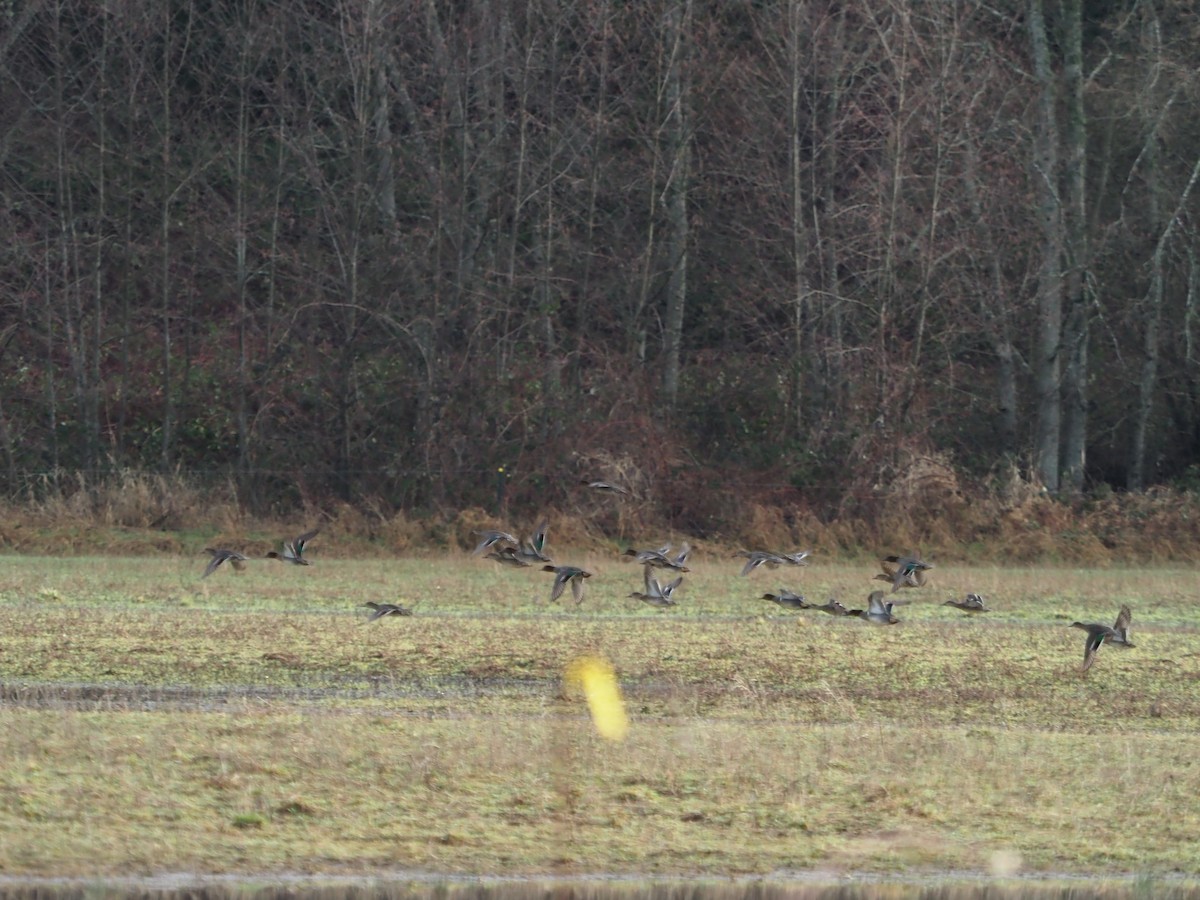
(0, 868, 1194, 896)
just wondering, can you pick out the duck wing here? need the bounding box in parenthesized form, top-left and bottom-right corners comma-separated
(1081, 629, 1108, 672)
(1113, 605, 1132, 637)
(294, 529, 319, 555)
(529, 520, 549, 558)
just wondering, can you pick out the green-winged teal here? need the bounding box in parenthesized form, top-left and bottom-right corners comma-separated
(202, 548, 247, 579)
(266, 528, 319, 565)
(582, 479, 629, 495)
(876, 568, 928, 590)
(485, 547, 532, 568)
(623, 543, 673, 564)
(811, 597, 851, 616)
(849, 590, 900, 624)
(774, 550, 812, 567)
(879, 554, 933, 592)
(625, 542, 690, 572)
(629, 565, 682, 608)
(762, 589, 810, 610)
(944, 593, 991, 613)
(542, 564, 592, 604)
(736, 550, 787, 576)
(472, 529, 519, 556)
(475, 521, 549, 564)
(363, 601, 414, 622)
(1071, 605, 1134, 672)
(657, 542, 691, 571)
(522, 519, 552, 563)
(489, 530, 552, 567)
(1108, 606, 1135, 649)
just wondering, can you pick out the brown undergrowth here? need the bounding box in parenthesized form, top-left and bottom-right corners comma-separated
(3, 464, 1200, 562)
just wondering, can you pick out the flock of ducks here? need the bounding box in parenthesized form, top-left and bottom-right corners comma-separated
(468, 521, 1136, 673)
(202, 516, 1137, 674)
(205, 528, 417, 623)
(201, 529, 320, 578)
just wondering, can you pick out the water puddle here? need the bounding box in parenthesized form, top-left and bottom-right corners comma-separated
(0, 676, 550, 714)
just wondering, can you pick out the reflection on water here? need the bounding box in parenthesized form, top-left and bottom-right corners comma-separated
(0, 874, 1196, 900)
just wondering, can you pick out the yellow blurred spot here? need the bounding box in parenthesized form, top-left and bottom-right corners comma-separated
(565, 655, 628, 741)
(989, 849, 1021, 877)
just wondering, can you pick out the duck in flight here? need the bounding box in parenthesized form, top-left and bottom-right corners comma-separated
(943, 593, 991, 613)
(363, 601, 414, 622)
(543, 564, 592, 604)
(877, 554, 933, 592)
(266, 528, 319, 565)
(761, 589, 810, 610)
(1071, 605, 1134, 673)
(630, 565, 682, 608)
(848, 590, 900, 625)
(201, 548, 247, 578)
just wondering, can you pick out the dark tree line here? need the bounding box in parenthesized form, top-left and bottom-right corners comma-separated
(1, 0, 1199, 526)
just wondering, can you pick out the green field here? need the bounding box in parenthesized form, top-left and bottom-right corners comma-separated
(1, 551, 1198, 884)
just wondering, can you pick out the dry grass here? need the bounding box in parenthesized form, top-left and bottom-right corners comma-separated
(8, 468, 1200, 564)
(1, 554, 1200, 882)
(2, 708, 1199, 879)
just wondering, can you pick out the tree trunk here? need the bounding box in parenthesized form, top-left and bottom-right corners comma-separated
(963, 131, 1019, 457)
(539, 10, 563, 436)
(42, 227, 60, 474)
(90, 8, 108, 476)
(159, 4, 177, 471)
(577, 1, 612, 352)
(1028, 0, 1062, 493)
(787, 0, 811, 439)
(1131, 150, 1200, 488)
(369, 0, 396, 228)
(234, 24, 251, 486)
(1185, 241, 1200, 461)
(1059, 0, 1088, 495)
(52, 0, 96, 474)
(1129, 132, 1161, 493)
(660, 0, 692, 409)
(818, 5, 848, 416)
(502, 1, 533, 380)
(0, 324, 17, 488)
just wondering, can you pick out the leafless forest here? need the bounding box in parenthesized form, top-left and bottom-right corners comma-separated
(2, 0, 1199, 533)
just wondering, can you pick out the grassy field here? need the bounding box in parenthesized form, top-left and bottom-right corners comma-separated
(1, 550, 1199, 884)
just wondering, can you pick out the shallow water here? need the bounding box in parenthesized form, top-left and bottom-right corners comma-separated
(0, 871, 1196, 899)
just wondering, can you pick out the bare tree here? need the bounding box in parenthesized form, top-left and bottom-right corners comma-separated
(1059, 0, 1088, 494)
(786, 0, 813, 438)
(155, 0, 200, 470)
(963, 120, 1022, 458)
(660, 0, 692, 408)
(1028, 0, 1062, 492)
(1131, 148, 1200, 489)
